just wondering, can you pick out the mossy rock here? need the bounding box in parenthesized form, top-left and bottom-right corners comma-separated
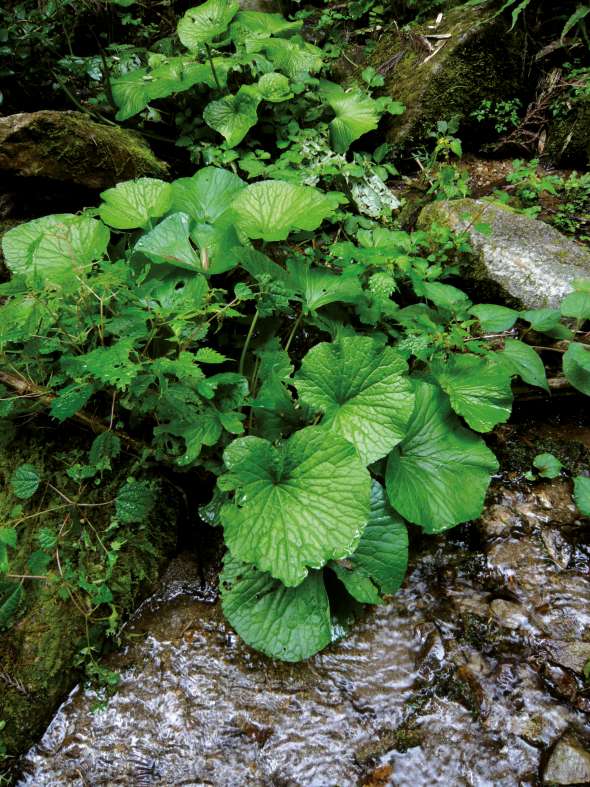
(371, 1, 526, 153)
(0, 423, 178, 779)
(418, 197, 590, 308)
(0, 111, 169, 190)
(546, 97, 590, 169)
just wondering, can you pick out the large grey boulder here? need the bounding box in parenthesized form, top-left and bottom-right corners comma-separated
(370, 2, 526, 151)
(418, 198, 590, 309)
(0, 111, 168, 190)
(544, 735, 590, 785)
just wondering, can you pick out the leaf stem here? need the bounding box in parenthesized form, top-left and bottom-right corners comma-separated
(239, 310, 260, 377)
(284, 312, 303, 353)
(205, 44, 222, 92)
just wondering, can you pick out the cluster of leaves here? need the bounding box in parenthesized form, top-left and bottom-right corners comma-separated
(5, 152, 590, 661)
(465, 0, 590, 42)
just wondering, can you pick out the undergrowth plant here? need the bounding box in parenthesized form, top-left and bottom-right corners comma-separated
(2, 1, 590, 667)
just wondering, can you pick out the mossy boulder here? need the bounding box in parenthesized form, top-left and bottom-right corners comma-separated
(0, 111, 169, 190)
(546, 97, 590, 169)
(0, 423, 178, 780)
(418, 198, 590, 308)
(371, 2, 526, 152)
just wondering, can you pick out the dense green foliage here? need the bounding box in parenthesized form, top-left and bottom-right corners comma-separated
(1, 0, 590, 679)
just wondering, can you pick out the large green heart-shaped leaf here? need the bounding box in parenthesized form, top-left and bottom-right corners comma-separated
(203, 85, 261, 147)
(432, 354, 513, 433)
(219, 426, 371, 586)
(229, 10, 302, 43)
(262, 37, 323, 80)
(385, 382, 498, 533)
(2, 214, 110, 283)
(177, 0, 239, 50)
(99, 178, 172, 229)
(294, 337, 414, 465)
(134, 213, 201, 271)
(349, 480, 408, 595)
(111, 57, 227, 120)
(563, 342, 590, 395)
(171, 167, 246, 223)
(220, 554, 331, 661)
(320, 80, 380, 153)
(231, 180, 339, 241)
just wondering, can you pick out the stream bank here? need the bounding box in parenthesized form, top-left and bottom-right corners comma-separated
(16, 402, 590, 787)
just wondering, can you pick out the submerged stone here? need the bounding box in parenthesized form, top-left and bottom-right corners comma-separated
(0, 111, 168, 190)
(418, 198, 590, 308)
(371, 2, 526, 152)
(544, 734, 590, 785)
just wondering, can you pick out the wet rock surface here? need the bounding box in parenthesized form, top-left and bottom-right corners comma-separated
(418, 198, 590, 309)
(0, 111, 168, 190)
(17, 407, 590, 787)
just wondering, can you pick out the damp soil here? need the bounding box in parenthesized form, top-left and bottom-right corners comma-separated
(14, 401, 590, 787)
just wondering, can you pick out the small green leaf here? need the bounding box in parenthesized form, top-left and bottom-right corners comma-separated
(532, 452, 562, 479)
(470, 304, 518, 332)
(50, 384, 94, 422)
(195, 348, 228, 363)
(220, 554, 331, 662)
(522, 308, 572, 340)
(11, 464, 40, 500)
(257, 72, 293, 102)
(115, 480, 155, 523)
(574, 476, 590, 516)
(219, 426, 371, 586)
(99, 179, 172, 230)
(563, 342, 590, 396)
(231, 180, 340, 241)
(561, 290, 590, 321)
(177, 0, 239, 49)
(89, 432, 122, 471)
(433, 354, 513, 432)
(385, 382, 498, 533)
(329, 561, 382, 604)
(0, 584, 24, 630)
(203, 86, 261, 148)
(0, 528, 17, 548)
(500, 339, 549, 392)
(294, 336, 414, 464)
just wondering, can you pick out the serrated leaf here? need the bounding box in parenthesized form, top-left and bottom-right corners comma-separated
(195, 347, 228, 363)
(2, 214, 109, 283)
(563, 342, 590, 396)
(385, 382, 499, 533)
(320, 80, 380, 153)
(134, 212, 201, 270)
(257, 72, 292, 102)
(89, 432, 121, 471)
(470, 303, 518, 332)
(28, 550, 51, 575)
(0, 528, 17, 548)
(574, 476, 590, 516)
(171, 167, 245, 223)
(500, 339, 549, 392)
(115, 480, 155, 523)
(203, 85, 261, 147)
(294, 337, 414, 464)
(220, 554, 331, 661)
(220, 426, 371, 586)
(49, 384, 94, 422)
(262, 36, 323, 80)
(178, 0, 239, 49)
(99, 179, 172, 230)
(231, 180, 339, 241)
(67, 339, 138, 389)
(350, 480, 408, 595)
(11, 464, 40, 500)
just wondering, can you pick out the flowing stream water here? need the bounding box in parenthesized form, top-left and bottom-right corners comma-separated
(16, 411, 590, 787)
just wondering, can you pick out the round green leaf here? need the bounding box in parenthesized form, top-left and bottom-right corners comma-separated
(203, 86, 261, 148)
(220, 555, 331, 662)
(433, 354, 513, 433)
(532, 452, 562, 479)
(171, 167, 245, 223)
(220, 426, 371, 587)
(294, 337, 414, 465)
(257, 72, 293, 103)
(261, 37, 323, 81)
(350, 480, 408, 595)
(320, 80, 380, 153)
(229, 10, 302, 43)
(385, 382, 499, 533)
(99, 178, 172, 230)
(563, 342, 590, 396)
(177, 0, 239, 50)
(11, 464, 41, 500)
(231, 180, 340, 241)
